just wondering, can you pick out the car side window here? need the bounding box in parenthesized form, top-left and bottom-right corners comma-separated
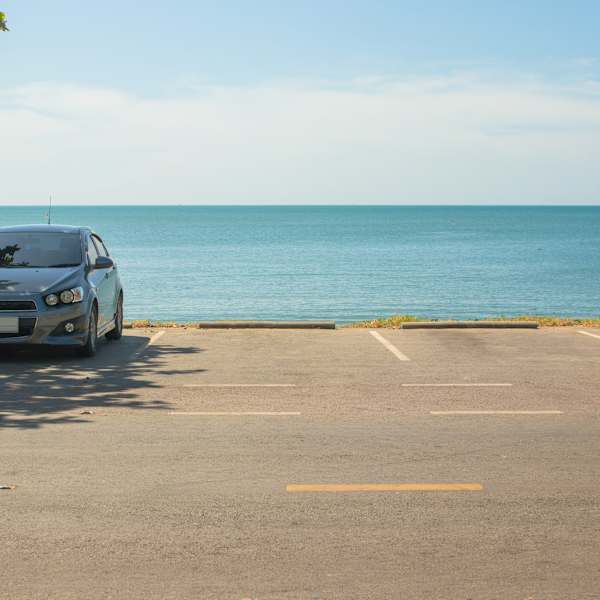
(92, 235, 110, 257)
(87, 236, 99, 266)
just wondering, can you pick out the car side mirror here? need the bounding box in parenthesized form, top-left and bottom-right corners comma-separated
(94, 256, 114, 270)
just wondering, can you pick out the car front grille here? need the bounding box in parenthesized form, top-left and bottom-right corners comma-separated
(0, 317, 37, 338)
(0, 300, 37, 311)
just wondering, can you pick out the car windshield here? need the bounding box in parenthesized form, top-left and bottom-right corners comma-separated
(0, 232, 82, 268)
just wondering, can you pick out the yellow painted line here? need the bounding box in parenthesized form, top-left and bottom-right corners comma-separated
(402, 383, 512, 387)
(286, 483, 482, 493)
(430, 410, 563, 415)
(169, 411, 301, 416)
(369, 331, 410, 361)
(578, 330, 600, 340)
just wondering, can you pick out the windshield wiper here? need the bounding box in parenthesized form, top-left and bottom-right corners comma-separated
(46, 263, 81, 268)
(0, 264, 79, 268)
(0, 264, 36, 268)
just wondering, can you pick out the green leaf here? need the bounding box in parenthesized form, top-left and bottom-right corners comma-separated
(0, 11, 9, 32)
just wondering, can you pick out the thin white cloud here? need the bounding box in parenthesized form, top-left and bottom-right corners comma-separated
(1, 74, 599, 204)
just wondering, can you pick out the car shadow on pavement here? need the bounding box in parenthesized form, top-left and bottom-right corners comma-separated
(0, 335, 204, 429)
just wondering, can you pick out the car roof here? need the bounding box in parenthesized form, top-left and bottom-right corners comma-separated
(0, 224, 91, 235)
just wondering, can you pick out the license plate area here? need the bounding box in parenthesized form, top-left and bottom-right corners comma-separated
(0, 317, 19, 334)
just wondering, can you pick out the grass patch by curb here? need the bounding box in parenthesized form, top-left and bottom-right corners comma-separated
(345, 315, 426, 328)
(126, 320, 189, 329)
(346, 315, 600, 328)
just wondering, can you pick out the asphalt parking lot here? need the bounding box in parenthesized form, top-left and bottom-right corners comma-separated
(2, 327, 600, 599)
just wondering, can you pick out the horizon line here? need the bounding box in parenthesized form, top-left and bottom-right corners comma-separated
(1, 203, 600, 208)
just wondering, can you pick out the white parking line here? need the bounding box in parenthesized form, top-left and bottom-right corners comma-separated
(169, 411, 301, 416)
(148, 330, 166, 345)
(578, 330, 600, 340)
(369, 331, 410, 362)
(181, 384, 296, 388)
(402, 383, 512, 387)
(430, 410, 563, 415)
(287, 483, 483, 493)
(131, 330, 165, 358)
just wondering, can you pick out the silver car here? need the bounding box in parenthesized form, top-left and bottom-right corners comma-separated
(0, 224, 124, 357)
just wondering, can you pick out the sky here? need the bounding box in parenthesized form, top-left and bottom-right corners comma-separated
(1, 0, 600, 205)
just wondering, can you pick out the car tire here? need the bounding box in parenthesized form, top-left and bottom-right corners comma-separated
(79, 305, 98, 357)
(106, 294, 123, 341)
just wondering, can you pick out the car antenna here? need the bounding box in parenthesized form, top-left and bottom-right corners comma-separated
(47, 194, 52, 224)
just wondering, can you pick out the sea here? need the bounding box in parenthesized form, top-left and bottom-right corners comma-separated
(1, 206, 599, 323)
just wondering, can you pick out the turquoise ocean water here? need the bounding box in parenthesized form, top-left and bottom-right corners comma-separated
(1, 206, 599, 323)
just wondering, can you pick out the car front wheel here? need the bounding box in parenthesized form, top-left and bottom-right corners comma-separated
(106, 294, 123, 341)
(79, 306, 98, 357)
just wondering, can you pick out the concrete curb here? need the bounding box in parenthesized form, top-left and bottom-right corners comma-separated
(194, 321, 336, 329)
(400, 321, 539, 329)
(126, 321, 336, 330)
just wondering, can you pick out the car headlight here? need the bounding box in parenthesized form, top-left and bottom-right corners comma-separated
(60, 290, 74, 304)
(45, 293, 59, 306)
(45, 287, 84, 306)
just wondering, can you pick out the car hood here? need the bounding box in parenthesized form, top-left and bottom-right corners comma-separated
(0, 266, 82, 294)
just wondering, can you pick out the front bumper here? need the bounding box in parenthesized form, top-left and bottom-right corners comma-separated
(0, 295, 90, 347)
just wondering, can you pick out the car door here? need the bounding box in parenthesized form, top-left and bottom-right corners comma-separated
(92, 234, 118, 322)
(86, 235, 111, 328)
